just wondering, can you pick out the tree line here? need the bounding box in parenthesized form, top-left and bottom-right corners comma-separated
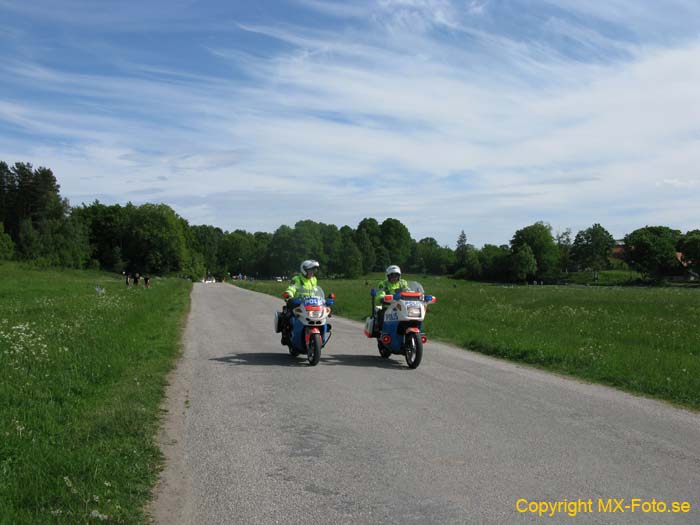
(0, 161, 697, 282)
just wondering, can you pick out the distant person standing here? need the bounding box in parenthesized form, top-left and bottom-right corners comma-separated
(124, 272, 130, 287)
(144, 274, 151, 288)
(134, 273, 140, 287)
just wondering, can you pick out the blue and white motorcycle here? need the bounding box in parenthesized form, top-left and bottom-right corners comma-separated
(274, 286, 334, 366)
(364, 281, 436, 369)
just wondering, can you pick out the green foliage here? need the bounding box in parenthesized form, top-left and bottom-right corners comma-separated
(0, 223, 14, 260)
(678, 230, 700, 274)
(555, 228, 574, 273)
(380, 218, 412, 269)
(462, 249, 482, 279)
(356, 217, 382, 270)
(414, 237, 454, 274)
(191, 224, 225, 274)
(510, 244, 538, 282)
(511, 222, 559, 279)
(624, 226, 682, 279)
(18, 219, 40, 259)
(0, 162, 67, 242)
(478, 244, 511, 281)
(454, 230, 469, 268)
(268, 225, 298, 276)
(339, 227, 363, 278)
(321, 223, 343, 275)
(36, 213, 91, 268)
(571, 223, 615, 271)
(355, 229, 376, 275)
(0, 262, 191, 522)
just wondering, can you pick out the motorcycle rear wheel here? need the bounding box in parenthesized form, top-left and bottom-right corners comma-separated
(404, 332, 423, 369)
(307, 333, 322, 366)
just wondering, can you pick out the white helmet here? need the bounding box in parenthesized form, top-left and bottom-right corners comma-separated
(301, 259, 320, 275)
(385, 265, 401, 278)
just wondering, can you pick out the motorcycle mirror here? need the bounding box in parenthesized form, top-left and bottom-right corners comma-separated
(370, 288, 377, 296)
(292, 298, 302, 306)
(425, 295, 433, 303)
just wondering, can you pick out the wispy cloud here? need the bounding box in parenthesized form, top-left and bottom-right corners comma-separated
(1, 0, 698, 246)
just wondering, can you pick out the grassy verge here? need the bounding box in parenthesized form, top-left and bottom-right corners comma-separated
(0, 262, 191, 523)
(235, 276, 700, 410)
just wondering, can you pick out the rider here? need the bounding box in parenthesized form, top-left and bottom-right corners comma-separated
(280, 259, 320, 344)
(374, 265, 408, 334)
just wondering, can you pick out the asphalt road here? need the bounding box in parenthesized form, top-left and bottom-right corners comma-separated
(151, 283, 700, 524)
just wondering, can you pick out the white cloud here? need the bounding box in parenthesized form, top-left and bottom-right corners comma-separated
(1, 1, 699, 245)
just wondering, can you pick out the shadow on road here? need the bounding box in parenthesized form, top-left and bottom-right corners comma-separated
(210, 352, 408, 369)
(210, 353, 305, 367)
(321, 353, 408, 369)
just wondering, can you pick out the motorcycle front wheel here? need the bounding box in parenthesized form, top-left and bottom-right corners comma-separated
(307, 333, 322, 366)
(404, 332, 423, 369)
(377, 341, 391, 359)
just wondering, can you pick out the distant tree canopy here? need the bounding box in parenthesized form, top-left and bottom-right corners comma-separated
(624, 226, 683, 279)
(1, 160, 695, 283)
(571, 223, 616, 271)
(0, 162, 88, 267)
(510, 222, 559, 280)
(0, 223, 14, 260)
(677, 230, 700, 274)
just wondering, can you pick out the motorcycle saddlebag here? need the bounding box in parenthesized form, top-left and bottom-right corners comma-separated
(364, 316, 374, 338)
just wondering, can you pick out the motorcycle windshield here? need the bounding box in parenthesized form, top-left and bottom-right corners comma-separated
(298, 285, 325, 300)
(405, 281, 424, 294)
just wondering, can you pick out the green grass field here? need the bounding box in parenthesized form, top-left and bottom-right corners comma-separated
(0, 262, 191, 524)
(236, 275, 700, 410)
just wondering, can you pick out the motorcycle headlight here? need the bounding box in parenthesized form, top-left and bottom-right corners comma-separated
(407, 306, 422, 318)
(307, 309, 323, 319)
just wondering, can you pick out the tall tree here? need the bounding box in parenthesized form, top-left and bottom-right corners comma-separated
(555, 228, 573, 273)
(571, 223, 615, 271)
(74, 201, 128, 271)
(355, 229, 375, 275)
(252, 231, 272, 278)
(124, 203, 191, 274)
(510, 245, 538, 282)
(191, 224, 225, 275)
(321, 224, 343, 276)
(455, 230, 468, 268)
(356, 218, 382, 269)
(478, 244, 511, 282)
(267, 225, 297, 276)
(0, 223, 14, 260)
(623, 226, 682, 279)
(220, 230, 256, 277)
(338, 226, 362, 278)
(380, 218, 412, 269)
(510, 222, 559, 279)
(0, 162, 10, 228)
(677, 229, 700, 275)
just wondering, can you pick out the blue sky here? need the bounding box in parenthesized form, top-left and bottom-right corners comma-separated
(1, 0, 699, 247)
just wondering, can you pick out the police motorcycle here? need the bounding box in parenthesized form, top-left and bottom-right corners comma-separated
(274, 286, 334, 366)
(364, 281, 436, 369)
